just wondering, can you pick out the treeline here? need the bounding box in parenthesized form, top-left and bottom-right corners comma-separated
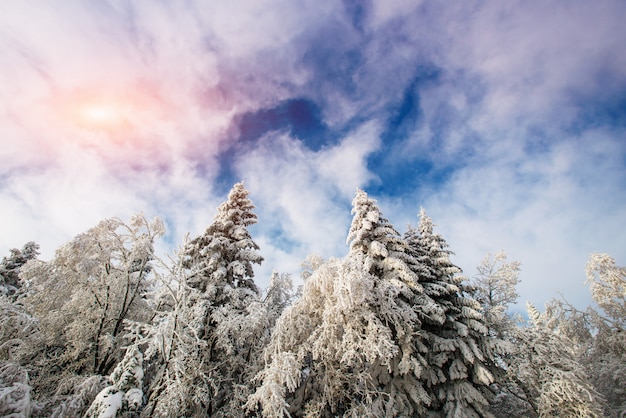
(0, 183, 624, 417)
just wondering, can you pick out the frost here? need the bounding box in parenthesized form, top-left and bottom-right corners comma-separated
(85, 346, 144, 417)
(4, 185, 620, 417)
(0, 363, 32, 418)
(85, 388, 123, 418)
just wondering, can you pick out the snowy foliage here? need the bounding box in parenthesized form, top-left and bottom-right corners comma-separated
(144, 183, 268, 417)
(183, 182, 263, 295)
(471, 251, 521, 337)
(85, 345, 144, 417)
(250, 192, 503, 418)
(249, 255, 433, 417)
(2, 185, 621, 417)
(404, 209, 507, 417)
(583, 254, 626, 416)
(0, 292, 39, 362)
(505, 303, 605, 417)
(586, 253, 626, 327)
(48, 375, 107, 418)
(15, 215, 162, 416)
(542, 253, 626, 416)
(0, 242, 39, 297)
(20, 215, 163, 375)
(0, 362, 32, 417)
(264, 271, 296, 326)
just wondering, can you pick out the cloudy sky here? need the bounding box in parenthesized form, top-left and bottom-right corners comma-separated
(1, 1, 625, 309)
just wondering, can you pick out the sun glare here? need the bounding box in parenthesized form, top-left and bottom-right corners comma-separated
(74, 101, 131, 130)
(60, 84, 168, 135)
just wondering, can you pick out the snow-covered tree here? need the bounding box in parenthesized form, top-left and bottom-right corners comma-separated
(583, 253, 626, 416)
(249, 254, 436, 417)
(471, 251, 521, 338)
(0, 242, 39, 296)
(0, 362, 32, 417)
(543, 253, 626, 416)
(182, 181, 263, 296)
(465, 252, 528, 417)
(264, 271, 295, 325)
(0, 293, 39, 413)
(48, 375, 107, 418)
(85, 345, 144, 418)
(0, 292, 39, 363)
(586, 253, 626, 328)
(347, 190, 423, 288)
(505, 303, 605, 417)
(404, 208, 507, 417)
(18, 215, 163, 416)
(144, 182, 267, 417)
(249, 191, 445, 417)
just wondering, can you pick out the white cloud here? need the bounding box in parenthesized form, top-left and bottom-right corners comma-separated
(0, 0, 624, 313)
(233, 123, 380, 287)
(408, 128, 626, 309)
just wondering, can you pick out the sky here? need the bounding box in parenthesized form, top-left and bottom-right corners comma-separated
(1, 1, 625, 310)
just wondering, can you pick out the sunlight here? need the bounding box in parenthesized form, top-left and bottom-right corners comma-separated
(58, 84, 170, 137)
(79, 103, 124, 126)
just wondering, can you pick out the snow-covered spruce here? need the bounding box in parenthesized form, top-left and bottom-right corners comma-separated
(249, 190, 505, 418)
(2, 185, 623, 417)
(85, 345, 144, 418)
(143, 182, 269, 418)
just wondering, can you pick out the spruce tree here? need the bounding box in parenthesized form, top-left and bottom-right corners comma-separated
(404, 208, 506, 418)
(146, 182, 266, 417)
(85, 345, 144, 418)
(249, 190, 442, 417)
(182, 181, 263, 296)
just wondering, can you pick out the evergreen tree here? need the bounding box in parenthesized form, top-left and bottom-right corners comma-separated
(145, 182, 266, 417)
(404, 208, 507, 417)
(249, 190, 442, 417)
(183, 181, 263, 296)
(0, 241, 39, 296)
(85, 345, 144, 418)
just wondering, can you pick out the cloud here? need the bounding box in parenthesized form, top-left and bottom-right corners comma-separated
(407, 127, 626, 309)
(0, 0, 625, 310)
(232, 121, 380, 285)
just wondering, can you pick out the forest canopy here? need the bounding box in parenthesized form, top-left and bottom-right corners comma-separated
(0, 183, 624, 417)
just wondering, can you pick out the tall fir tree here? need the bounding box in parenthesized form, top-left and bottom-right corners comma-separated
(145, 182, 266, 417)
(404, 208, 507, 418)
(183, 181, 263, 297)
(249, 190, 443, 417)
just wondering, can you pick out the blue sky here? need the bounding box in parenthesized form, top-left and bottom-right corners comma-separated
(1, 1, 625, 309)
